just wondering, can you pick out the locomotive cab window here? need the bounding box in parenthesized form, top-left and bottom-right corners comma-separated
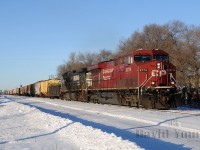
(153, 55, 169, 62)
(126, 56, 132, 65)
(120, 57, 125, 64)
(134, 55, 152, 62)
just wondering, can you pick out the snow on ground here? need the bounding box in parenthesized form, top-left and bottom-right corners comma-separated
(0, 95, 142, 150)
(1, 95, 200, 150)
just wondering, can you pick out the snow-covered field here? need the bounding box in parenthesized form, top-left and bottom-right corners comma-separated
(0, 95, 200, 150)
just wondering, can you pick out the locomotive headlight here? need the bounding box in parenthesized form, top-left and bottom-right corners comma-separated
(171, 81, 175, 85)
(151, 81, 155, 85)
(157, 63, 161, 69)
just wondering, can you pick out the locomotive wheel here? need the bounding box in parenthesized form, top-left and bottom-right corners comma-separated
(74, 92, 79, 101)
(157, 95, 169, 109)
(60, 95, 64, 100)
(129, 101, 134, 107)
(149, 96, 156, 109)
(130, 94, 138, 107)
(118, 91, 127, 106)
(64, 93, 71, 101)
(80, 94, 87, 102)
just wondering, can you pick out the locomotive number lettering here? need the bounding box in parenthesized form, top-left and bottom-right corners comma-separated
(126, 67, 131, 72)
(152, 70, 159, 76)
(139, 68, 148, 72)
(73, 75, 80, 81)
(103, 76, 111, 80)
(103, 68, 114, 74)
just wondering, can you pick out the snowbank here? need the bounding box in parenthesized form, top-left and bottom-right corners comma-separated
(0, 96, 143, 150)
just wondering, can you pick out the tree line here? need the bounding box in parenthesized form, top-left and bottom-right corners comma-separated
(57, 49, 113, 78)
(57, 20, 200, 87)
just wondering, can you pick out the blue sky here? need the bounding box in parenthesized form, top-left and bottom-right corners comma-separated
(0, 0, 200, 90)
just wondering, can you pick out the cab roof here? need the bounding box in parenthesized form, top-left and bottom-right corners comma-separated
(133, 49, 168, 56)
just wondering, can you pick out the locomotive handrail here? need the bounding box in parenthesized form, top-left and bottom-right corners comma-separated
(139, 74, 148, 89)
(141, 76, 153, 90)
(137, 74, 154, 108)
(170, 73, 176, 83)
(139, 75, 153, 93)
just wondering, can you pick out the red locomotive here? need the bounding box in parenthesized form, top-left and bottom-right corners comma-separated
(63, 49, 181, 109)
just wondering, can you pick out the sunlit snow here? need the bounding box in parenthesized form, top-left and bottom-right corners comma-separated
(1, 95, 200, 150)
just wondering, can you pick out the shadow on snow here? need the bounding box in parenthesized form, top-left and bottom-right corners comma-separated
(0, 123, 73, 145)
(3, 96, 190, 150)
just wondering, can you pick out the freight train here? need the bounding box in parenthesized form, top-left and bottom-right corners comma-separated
(5, 49, 181, 109)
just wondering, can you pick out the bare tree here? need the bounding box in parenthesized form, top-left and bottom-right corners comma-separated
(57, 63, 70, 79)
(182, 26, 200, 87)
(97, 49, 113, 62)
(57, 49, 113, 78)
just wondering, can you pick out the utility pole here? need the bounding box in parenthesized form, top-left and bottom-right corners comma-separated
(49, 75, 56, 79)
